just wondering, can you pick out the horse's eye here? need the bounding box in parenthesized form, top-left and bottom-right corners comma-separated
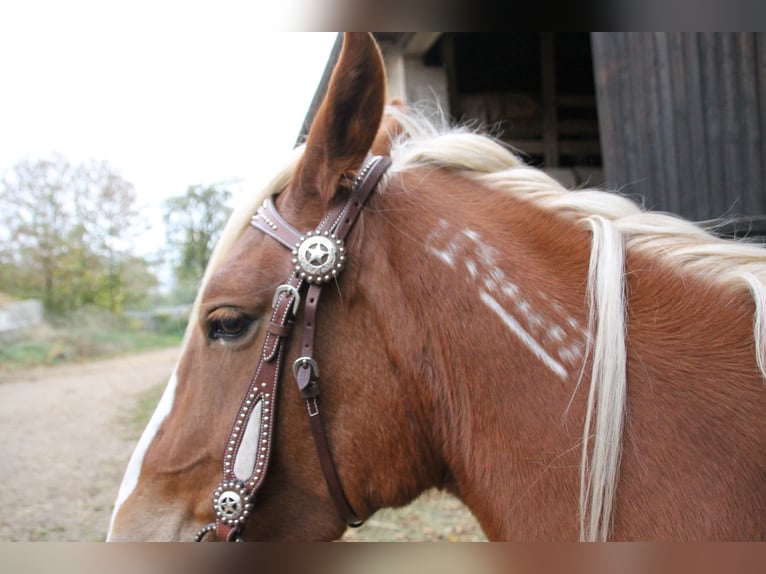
(207, 309, 255, 342)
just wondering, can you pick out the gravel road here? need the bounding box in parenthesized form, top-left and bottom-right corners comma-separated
(0, 348, 180, 541)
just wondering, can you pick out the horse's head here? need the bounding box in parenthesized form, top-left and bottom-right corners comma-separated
(107, 33, 441, 541)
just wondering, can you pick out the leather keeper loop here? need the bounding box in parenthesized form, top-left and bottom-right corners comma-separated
(295, 365, 319, 398)
(266, 322, 293, 338)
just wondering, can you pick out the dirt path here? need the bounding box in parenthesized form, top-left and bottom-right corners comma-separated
(0, 348, 180, 541)
(0, 347, 485, 542)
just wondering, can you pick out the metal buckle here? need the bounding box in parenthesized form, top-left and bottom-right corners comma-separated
(292, 357, 319, 379)
(272, 284, 301, 315)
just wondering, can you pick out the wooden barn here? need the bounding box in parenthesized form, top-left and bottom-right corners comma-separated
(300, 33, 766, 238)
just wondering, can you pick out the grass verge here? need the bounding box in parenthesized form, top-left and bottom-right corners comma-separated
(0, 317, 184, 374)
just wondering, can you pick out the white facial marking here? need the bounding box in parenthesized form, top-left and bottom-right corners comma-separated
(426, 223, 585, 379)
(106, 370, 179, 540)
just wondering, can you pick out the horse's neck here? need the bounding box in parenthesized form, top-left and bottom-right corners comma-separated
(370, 169, 766, 540)
(368, 170, 593, 539)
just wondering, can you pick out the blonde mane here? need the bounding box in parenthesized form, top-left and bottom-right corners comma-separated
(190, 105, 766, 542)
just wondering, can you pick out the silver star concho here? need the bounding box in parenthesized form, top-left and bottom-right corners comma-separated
(213, 481, 253, 526)
(292, 231, 346, 283)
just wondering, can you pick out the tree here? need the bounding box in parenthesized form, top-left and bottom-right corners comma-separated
(163, 183, 233, 300)
(1, 155, 73, 310)
(94, 254, 159, 311)
(0, 155, 151, 315)
(72, 160, 142, 312)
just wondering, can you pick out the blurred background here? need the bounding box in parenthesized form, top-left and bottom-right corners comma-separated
(0, 8, 336, 366)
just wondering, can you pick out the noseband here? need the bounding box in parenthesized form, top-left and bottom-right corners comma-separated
(196, 155, 391, 541)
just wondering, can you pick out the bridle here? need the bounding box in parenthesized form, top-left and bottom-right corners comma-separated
(195, 154, 391, 541)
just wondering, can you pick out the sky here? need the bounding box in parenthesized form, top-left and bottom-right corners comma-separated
(0, 2, 337, 256)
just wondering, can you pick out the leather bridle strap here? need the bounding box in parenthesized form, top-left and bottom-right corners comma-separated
(210, 273, 300, 542)
(284, 155, 391, 526)
(206, 154, 390, 542)
(296, 288, 360, 524)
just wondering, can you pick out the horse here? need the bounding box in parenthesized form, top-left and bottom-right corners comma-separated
(107, 33, 766, 541)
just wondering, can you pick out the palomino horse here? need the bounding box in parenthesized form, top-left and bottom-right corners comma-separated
(108, 33, 766, 541)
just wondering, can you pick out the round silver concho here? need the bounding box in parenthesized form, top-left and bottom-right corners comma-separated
(292, 231, 346, 284)
(213, 481, 253, 526)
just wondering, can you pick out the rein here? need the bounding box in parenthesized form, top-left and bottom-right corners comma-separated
(196, 155, 391, 541)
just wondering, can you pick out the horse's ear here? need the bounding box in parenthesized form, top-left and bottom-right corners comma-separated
(293, 32, 386, 206)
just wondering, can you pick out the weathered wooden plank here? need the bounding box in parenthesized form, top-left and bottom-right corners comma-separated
(592, 32, 766, 227)
(758, 33, 766, 221)
(630, 33, 656, 205)
(700, 33, 727, 218)
(651, 34, 673, 210)
(738, 33, 765, 216)
(720, 33, 746, 218)
(682, 33, 711, 220)
(540, 33, 559, 167)
(591, 33, 619, 185)
(668, 33, 696, 218)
